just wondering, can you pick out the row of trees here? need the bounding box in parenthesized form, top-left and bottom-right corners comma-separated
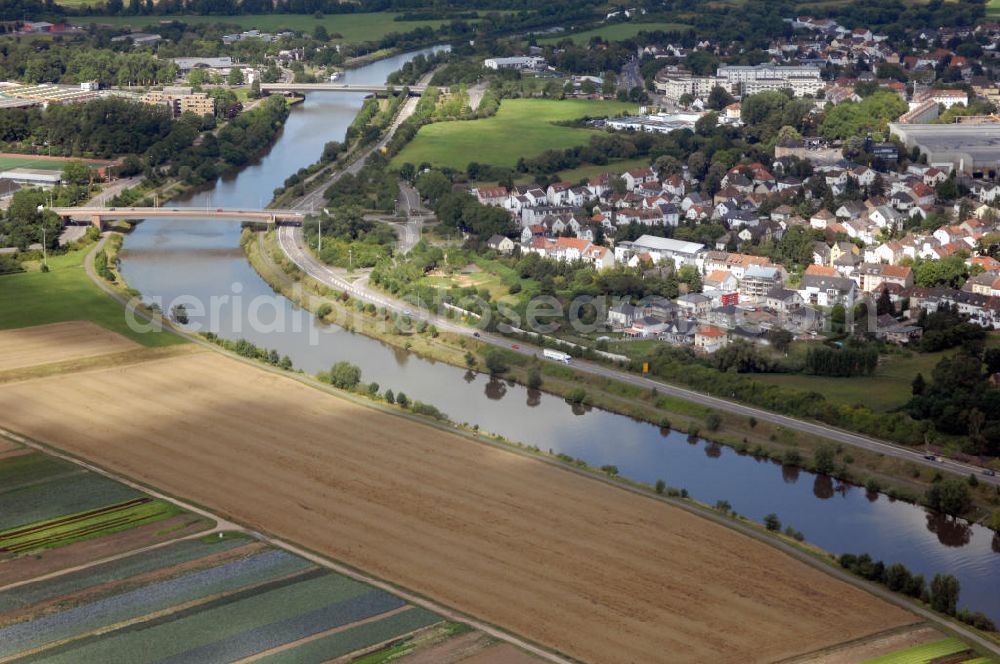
(0, 98, 174, 158)
(803, 344, 879, 378)
(838, 553, 995, 631)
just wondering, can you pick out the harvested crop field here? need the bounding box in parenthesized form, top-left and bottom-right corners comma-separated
(0, 321, 138, 372)
(0, 350, 917, 664)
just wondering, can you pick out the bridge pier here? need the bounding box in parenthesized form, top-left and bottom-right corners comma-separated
(90, 215, 103, 230)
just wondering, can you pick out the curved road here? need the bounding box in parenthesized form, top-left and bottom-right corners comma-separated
(278, 224, 1000, 490)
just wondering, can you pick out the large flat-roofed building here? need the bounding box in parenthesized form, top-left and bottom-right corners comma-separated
(717, 64, 824, 97)
(614, 234, 706, 268)
(653, 69, 735, 102)
(483, 56, 545, 70)
(0, 168, 62, 186)
(169, 57, 233, 73)
(889, 122, 1000, 176)
(140, 90, 215, 117)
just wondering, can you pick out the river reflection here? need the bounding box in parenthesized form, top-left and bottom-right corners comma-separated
(117, 46, 1000, 624)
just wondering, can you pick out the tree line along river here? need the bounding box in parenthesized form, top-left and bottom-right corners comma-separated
(117, 46, 1000, 624)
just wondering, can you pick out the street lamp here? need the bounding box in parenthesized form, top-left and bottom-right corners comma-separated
(36, 204, 47, 270)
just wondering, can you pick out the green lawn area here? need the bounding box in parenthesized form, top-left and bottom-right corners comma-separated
(392, 98, 637, 170)
(0, 156, 73, 172)
(754, 334, 1000, 412)
(862, 637, 969, 664)
(0, 245, 185, 347)
(990, 0, 1000, 16)
(71, 13, 457, 42)
(418, 256, 537, 304)
(539, 22, 691, 44)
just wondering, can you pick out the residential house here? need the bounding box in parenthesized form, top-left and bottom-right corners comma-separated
(486, 234, 515, 255)
(798, 273, 858, 307)
(694, 325, 729, 353)
(740, 265, 783, 303)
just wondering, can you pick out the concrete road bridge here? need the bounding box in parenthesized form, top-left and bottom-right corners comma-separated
(52, 207, 307, 228)
(261, 83, 427, 96)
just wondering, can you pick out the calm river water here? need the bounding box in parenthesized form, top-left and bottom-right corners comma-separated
(119, 46, 1000, 622)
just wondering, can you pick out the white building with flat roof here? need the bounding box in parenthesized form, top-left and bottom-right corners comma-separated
(483, 56, 545, 70)
(614, 235, 706, 268)
(717, 64, 824, 97)
(0, 168, 61, 186)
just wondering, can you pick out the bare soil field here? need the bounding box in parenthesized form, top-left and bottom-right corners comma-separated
(0, 351, 917, 664)
(0, 321, 138, 372)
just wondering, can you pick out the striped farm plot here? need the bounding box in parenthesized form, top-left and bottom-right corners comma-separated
(0, 453, 143, 532)
(863, 637, 976, 664)
(0, 549, 450, 663)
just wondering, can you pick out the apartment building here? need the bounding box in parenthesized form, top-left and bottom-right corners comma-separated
(141, 88, 215, 117)
(717, 64, 824, 97)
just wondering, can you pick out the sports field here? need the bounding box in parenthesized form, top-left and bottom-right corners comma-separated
(0, 154, 112, 172)
(0, 338, 918, 664)
(391, 98, 638, 170)
(539, 22, 692, 44)
(71, 13, 457, 42)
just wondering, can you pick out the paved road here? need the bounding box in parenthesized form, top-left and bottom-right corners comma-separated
(278, 222, 1000, 489)
(289, 68, 439, 212)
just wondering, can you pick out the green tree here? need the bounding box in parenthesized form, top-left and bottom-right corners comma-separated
(227, 68, 245, 86)
(813, 445, 835, 475)
(925, 478, 972, 515)
(929, 574, 960, 615)
(327, 361, 361, 390)
(764, 513, 782, 531)
(484, 349, 508, 375)
(62, 160, 91, 186)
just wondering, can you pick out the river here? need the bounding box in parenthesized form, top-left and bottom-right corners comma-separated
(118, 47, 1000, 624)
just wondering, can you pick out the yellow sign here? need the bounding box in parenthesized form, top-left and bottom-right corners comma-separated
(642, 362, 649, 374)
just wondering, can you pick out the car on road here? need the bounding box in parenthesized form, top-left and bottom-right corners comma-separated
(511, 343, 520, 350)
(217, 208, 223, 212)
(985, 469, 997, 477)
(473, 332, 480, 338)
(403, 309, 412, 317)
(924, 454, 937, 461)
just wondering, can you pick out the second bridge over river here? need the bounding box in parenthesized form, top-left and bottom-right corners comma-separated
(52, 207, 307, 228)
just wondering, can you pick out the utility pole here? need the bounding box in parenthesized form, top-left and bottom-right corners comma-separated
(36, 204, 47, 270)
(318, 214, 322, 253)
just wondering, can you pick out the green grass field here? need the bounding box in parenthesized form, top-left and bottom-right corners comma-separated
(0, 156, 72, 173)
(0, 245, 185, 347)
(990, 0, 1000, 16)
(862, 637, 969, 664)
(71, 13, 456, 42)
(392, 98, 637, 170)
(755, 334, 1000, 412)
(539, 22, 691, 44)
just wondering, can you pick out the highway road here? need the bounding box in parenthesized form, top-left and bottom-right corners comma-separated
(288, 68, 439, 213)
(277, 222, 1000, 489)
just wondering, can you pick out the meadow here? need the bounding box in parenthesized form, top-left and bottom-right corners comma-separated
(71, 13, 456, 42)
(755, 334, 1000, 412)
(540, 22, 692, 44)
(391, 98, 638, 170)
(0, 246, 185, 347)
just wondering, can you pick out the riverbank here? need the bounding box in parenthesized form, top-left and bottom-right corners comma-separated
(75, 232, 1000, 655)
(246, 227, 1000, 529)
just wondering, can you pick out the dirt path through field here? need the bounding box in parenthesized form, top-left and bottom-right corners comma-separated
(0, 352, 917, 664)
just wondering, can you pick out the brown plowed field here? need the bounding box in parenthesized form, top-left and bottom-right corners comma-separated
(0, 321, 137, 372)
(0, 351, 916, 664)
